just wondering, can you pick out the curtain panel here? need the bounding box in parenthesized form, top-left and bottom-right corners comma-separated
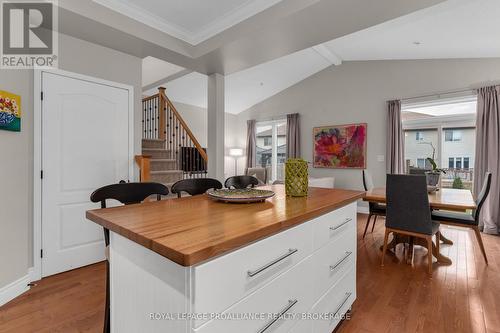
(286, 113, 301, 159)
(387, 100, 405, 174)
(474, 86, 500, 234)
(245, 119, 257, 169)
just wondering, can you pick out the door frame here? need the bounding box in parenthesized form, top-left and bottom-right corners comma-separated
(32, 68, 135, 281)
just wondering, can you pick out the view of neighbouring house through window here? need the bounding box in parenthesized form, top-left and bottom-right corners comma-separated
(256, 120, 287, 182)
(402, 94, 476, 191)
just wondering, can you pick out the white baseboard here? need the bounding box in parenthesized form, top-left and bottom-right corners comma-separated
(0, 273, 31, 307)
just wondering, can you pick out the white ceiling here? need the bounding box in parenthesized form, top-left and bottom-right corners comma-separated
(93, 0, 284, 45)
(324, 0, 500, 61)
(144, 47, 333, 114)
(142, 56, 185, 87)
(142, 0, 500, 114)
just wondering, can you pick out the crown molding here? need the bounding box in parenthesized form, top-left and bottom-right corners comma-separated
(93, 0, 283, 45)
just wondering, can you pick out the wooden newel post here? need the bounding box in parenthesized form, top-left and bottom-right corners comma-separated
(158, 87, 166, 140)
(135, 155, 151, 182)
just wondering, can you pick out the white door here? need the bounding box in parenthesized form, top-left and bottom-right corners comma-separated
(41, 71, 132, 277)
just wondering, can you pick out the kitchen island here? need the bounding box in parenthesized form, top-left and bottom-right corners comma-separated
(86, 185, 364, 333)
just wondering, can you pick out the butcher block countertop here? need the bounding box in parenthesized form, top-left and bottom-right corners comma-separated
(86, 185, 365, 266)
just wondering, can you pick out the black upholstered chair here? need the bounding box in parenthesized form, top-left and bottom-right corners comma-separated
(90, 182, 169, 333)
(224, 175, 259, 189)
(431, 172, 492, 264)
(362, 170, 386, 239)
(171, 178, 222, 198)
(382, 174, 440, 275)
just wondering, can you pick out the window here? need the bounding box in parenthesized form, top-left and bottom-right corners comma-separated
(464, 157, 470, 169)
(416, 158, 426, 169)
(445, 129, 462, 142)
(256, 120, 287, 182)
(402, 95, 476, 191)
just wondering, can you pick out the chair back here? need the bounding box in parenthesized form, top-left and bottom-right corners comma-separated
(90, 182, 169, 208)
(246, 167, 267, 184)
(386, 174, 434, 235)
(171, 178, 222, 198)
(474, 172, 492, 221)
(408, 167, 429, 175)
(225, 175, 259, 189)
(362, 170, 374, 191)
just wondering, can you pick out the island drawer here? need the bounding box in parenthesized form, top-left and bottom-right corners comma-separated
(193, 256, 315, 333)
(311, 268, 356, 333)
(312, 222, 356, 301)
(312, 202, 357, 250)
(191, 222, 313, 328)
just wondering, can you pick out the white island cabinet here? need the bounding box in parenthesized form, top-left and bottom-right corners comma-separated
(86, 186, 362, 333)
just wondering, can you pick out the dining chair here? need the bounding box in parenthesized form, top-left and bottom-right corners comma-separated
(431, 172, 492, 264)
(171, 178, 223, 198)
(362, 170, 386, 239)
(246, 167, 267, 184)
(224, 175, 259, 189)
(382, 174, 440, 275)
(90, 181, 169, 333)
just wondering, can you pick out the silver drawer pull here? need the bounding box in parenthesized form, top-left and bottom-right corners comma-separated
(332, 292, 352, 319)
(330, 251, 353, 271)
(257, 299, 298, 333)
(247, 248, 298, 277)
(330, 218, 352, 231)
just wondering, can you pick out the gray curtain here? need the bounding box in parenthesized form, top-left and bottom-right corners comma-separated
(474, 86, 500, 234)
(387, 100, 405, 174)
(286, 113, 300, 159)
(246, 119, 256, 169)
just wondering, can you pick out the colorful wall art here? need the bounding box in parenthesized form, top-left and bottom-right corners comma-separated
(0, 90, 21, 132)
(313, 123, 367, 169)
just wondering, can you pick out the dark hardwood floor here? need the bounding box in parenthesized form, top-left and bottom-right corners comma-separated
(1, 214, 499, 333)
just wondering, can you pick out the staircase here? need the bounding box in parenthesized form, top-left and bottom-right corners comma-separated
(136, 87, 208, 188)
(142, 139, 184, 187)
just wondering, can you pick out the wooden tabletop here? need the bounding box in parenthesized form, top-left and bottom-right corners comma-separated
(364, 187, 476, 211)
(86, 185, 365, 266)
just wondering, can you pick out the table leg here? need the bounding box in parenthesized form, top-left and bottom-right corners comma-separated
(379, 232, 452, 265)
(413, 238, 452, 265)
(439, 233, 453, 245)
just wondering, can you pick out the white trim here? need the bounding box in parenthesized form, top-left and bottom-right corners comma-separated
(312, 44, 342, 66)
(33, 68, 135, 279)
(0, 273, 30, 307)
(93, 0, 284, 45)
(357, 205, 369, 215)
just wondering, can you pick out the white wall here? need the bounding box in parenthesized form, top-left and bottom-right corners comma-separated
(0, 33, 142, 293)
(0, 70, 32, 290)
(174, 102, 208, 147)
(233, 58, 500, 191)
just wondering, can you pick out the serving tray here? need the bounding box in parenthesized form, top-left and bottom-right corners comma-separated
(207, 188, 275, 203)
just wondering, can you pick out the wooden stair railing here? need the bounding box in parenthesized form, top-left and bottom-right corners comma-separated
(139, 87, 208, 182)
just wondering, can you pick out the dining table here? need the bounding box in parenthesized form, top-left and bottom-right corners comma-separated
(363, 187, 476, 265)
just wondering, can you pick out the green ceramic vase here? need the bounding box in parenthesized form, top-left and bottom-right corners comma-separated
(285, 159, 308, 197)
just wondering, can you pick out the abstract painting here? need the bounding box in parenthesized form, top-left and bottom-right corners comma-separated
(0, 90, 21, 132)
(313, 123, 367, 169)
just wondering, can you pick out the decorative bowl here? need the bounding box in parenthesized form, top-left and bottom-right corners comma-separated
(206, 188, 275, 203)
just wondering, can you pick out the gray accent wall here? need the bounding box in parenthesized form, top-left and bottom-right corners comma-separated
(0, 33, 142, 290)
(235, 59, 500, 191)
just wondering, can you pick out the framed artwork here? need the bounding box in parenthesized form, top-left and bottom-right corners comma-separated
(313, 123, 367, 169)
(0, 90, 21, 132)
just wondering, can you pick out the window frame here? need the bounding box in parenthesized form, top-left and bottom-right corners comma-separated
(255, 119, 287, 182)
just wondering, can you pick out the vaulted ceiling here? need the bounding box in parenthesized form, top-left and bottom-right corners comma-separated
(140, 0, 500, 114)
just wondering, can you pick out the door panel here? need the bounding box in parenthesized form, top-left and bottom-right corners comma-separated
(41, 72, 130, 277)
